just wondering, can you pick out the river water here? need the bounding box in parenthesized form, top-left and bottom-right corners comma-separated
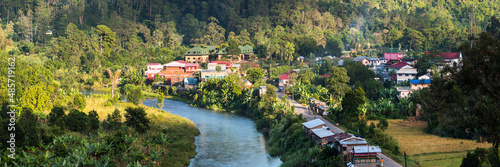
(143, 99, 282, 167)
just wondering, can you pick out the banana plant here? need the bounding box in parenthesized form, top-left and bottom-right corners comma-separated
(149, 149, 164, 166)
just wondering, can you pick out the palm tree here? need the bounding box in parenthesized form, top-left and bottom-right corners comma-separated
(106, 69, 121, 99)
(285, 42, 295, 68)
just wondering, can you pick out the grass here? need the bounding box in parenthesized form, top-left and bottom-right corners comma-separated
(367, 119, 490, 167)
(82, 95, 200, 166)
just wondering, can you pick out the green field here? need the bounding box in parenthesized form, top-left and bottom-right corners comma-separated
(368, 120, 490, 167)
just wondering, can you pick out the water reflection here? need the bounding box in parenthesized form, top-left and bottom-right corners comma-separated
(143, 99, 282, 167)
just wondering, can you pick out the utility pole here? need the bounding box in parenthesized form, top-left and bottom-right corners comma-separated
(404, 151, 407, 167)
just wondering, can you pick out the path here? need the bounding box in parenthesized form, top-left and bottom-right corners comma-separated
(277, 91, 402, 167)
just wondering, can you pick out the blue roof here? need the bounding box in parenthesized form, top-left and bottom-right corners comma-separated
(184, 77, 198, 85)
(410, 79, 431, 84)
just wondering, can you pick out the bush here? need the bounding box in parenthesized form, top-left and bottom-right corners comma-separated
(128, 87, 145, 105)
(377, 117, 389, 131)
(18, 108, 42, 147)
(65, 109, 89, 133)
(103, 109, 122, 131)
(48, 106, 66, 127)
(88, 110, 99, 132)
(72, 94, 86, 110)
(124, 107, 150, 133)
(54, 141, 68, 157)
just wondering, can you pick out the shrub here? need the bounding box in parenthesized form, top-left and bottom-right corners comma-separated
(65, 109, 89, 133)
(54, 141, 68, 157)
(88, 110, 99, 132)
(377, 117, 389, 131)
(103, 109, 122, 131)
(18, 108, 42, 147)
(72, 94, 86, 110)
(128, 87, 145, 105)
(124, 107, 150, 133)
(48, 106, 66, 127)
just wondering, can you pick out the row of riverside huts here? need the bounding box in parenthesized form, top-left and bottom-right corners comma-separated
(302, 118, 383, 167)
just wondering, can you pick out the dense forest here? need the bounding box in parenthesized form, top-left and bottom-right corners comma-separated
(2, 0, 500, 56)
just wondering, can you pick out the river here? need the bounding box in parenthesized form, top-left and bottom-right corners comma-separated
(143, 99, 282, 167)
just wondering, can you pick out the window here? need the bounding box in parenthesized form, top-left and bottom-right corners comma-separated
(149, 67, 151, 70)
(399, 74, 402, 76)
(406, 74, 409, 76)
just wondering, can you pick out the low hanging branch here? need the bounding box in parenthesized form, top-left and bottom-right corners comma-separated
(106, 69, 121, 99)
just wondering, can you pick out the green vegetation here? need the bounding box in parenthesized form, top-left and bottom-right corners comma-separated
(1, 0, 500, 166)
(0, 95, 199, 166)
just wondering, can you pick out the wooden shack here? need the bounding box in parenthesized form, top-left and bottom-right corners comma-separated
(302, 118, 325, 138)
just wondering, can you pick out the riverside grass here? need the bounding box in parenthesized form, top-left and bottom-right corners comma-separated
(82, 95, 200, 166)
(368, 119, 490, 167)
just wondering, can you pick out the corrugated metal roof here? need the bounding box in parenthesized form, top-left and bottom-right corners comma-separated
(302, 119, 325, 129)
(353, 146, 382, 154)
(311, 128, 335, 138)
(339, 140, 368, 145)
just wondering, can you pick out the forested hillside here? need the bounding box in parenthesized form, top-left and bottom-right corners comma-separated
(1, 0, 499, 59)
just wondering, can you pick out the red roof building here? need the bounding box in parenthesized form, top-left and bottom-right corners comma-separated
(321, 74, 330, 77)
(436, 52, 461, 59)
(388, 62, 411, 69)
(279, 74, 290, 80)
(211, 61, 233, 69)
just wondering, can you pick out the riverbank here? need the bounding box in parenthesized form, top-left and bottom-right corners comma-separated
(83, 95, 200, 166)
(143, 98, 282, 166)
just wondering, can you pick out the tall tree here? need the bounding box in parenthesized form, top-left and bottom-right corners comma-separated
(246, 68, 264, 85)
(106, 69, 121, 99)
(341, 87, 366, 132)
(325, 66, 350, 100)
(285, 42, 295, 68)
(203, 17, 226, 45)
(96, 25, 116, 56)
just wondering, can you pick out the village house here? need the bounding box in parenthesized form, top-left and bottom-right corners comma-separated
(302, 119, 326, 138)
(384, 48, 405, 61)
(278, 74, 290, 86)
(396, 65, 417, 84)
(311, 126, 335, 146)
(217, 45, 254, 62)
(145, 63, 163, 79)
(145, 61, 198, 85)
(378, 57, 387, 64)
(200, 70, 227, 81)
(388, 61, 411, 73)
(410, 79, 431, 90)
(402, 58, 419, 66)
(396, 86, 412, 99)
(352, 56, 370, 66)
(433, 52, 462, 67)
(348, 146, 382, 167)
(338, 59, 344, 66)
(325, 55, 335, 61)
(258, 86, 267, 97)
(242, 80, 253, 88)
(184, 47, 210, 64)
(183, 77, 197, 89)
(367, 57, 381, 66)
(397, 79, 431, 98)
(210, 61, 233, 71)
(326, 133, 368, 163)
